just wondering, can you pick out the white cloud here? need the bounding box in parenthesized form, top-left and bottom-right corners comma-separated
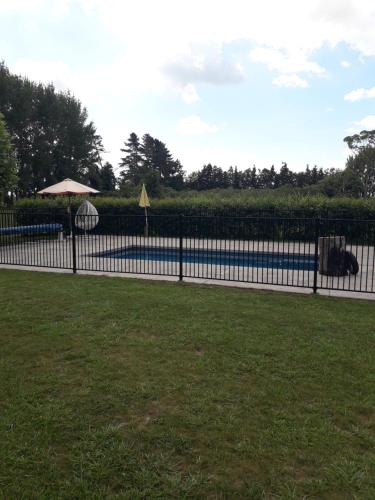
(11, 59, 73, 90)
(341, 60, 351, 68)
(180, 84, 200, 104)
(176, 116, 220, 135)
(5, 0, 375, 99)
(312, 0, 375, 56)
(0, 0, 69, 16)
(249, 46, 324, 88)
(19, 0, 373, 98)
(163, 46, 244, 86)
(250, 47, 324, 75)
(5, 0, 375, 171)
(272, 74, 309, 88)
(354, 115, 375, 130)
(344, 86, 375, 101)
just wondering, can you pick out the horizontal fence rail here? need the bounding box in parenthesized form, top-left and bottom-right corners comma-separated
(0, 209, 374, 295)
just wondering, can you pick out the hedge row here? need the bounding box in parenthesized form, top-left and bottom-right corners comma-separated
(14, 194, 375, 219)
(5, 211, 374, 245)
(7, 195, 375, 244)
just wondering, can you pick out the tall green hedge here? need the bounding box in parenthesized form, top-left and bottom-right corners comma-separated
(14, 194, 375, 219)
(9, 195, 375, 244)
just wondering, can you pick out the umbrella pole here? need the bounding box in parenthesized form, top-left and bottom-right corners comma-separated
(68, 195, 72, 237)
(144, 207, 148, 238)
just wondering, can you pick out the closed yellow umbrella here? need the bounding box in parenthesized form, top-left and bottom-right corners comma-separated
(139, 184, 150, 237)
(139, 184, 150, 208)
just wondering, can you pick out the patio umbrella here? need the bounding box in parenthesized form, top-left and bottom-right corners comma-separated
(38, 178, 100, 197)
(38, 178, 100, 235)
(139, 183, 150, 237)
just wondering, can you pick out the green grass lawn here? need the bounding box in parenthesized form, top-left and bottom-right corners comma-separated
(1, 270, 375, 499)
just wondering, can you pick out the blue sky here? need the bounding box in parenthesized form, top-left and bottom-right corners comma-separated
(1, 0, 375, 174)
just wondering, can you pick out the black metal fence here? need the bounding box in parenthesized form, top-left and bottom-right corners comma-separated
(1, 209, 374, 295)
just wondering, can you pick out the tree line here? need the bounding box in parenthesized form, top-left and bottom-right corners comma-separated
(118, 132, 348, 195)
(0, 61, 375, 201)
(117, 132, 329, 193)
(185, 163, 328, 191)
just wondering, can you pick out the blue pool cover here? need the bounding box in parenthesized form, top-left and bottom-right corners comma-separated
(0, 223, 63, 236)
(97, 246, 315, 271)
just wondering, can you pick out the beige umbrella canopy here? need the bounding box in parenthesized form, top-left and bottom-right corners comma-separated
(38, 178, 100, 236)
(38, 178, 100, 196)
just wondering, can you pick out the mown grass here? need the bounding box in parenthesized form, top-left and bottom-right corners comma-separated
(0, 269, 375, 499)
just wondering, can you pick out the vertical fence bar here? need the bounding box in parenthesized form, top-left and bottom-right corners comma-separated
(179, 214, 183, 281)
(313, 217, 320, 293)
(70, 209, 77, 274)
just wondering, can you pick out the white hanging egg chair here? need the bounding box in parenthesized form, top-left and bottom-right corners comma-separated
(75, 200, 99, 236)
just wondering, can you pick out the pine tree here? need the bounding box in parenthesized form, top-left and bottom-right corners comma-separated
(119, 133, 143, 185)
(121, 133, 185, 190)
(250, 166, 258, 188)
(85, 163, 102, 190)
(233, 166, 241, 189)
(101, 162, 117, 191)
(139, 134, 155, 171)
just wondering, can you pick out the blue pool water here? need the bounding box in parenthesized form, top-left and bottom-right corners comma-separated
(97, 246, 315, 271)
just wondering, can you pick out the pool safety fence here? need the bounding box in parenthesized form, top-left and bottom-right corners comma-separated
(0, 210, 374, 294)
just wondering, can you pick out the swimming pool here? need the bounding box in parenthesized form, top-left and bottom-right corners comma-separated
(96, 246, 315, 271)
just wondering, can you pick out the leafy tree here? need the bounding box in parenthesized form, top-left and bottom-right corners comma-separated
(242, 166, 258, 188)
(258, 166, 276, 189)
(277, 162, 294, 186)
(316, 168, 361, 197)
(345, 149, 375, 197)
(344, 130, 375, 197)
(0, 62, 103, 196)
(344, 130, 375, 151)
(167, 159, 185, 190)
(186, 164, 210, 190)
(186, 164, 228, 190)
(310, 165, 324, 185)
(0, 112, 17, 203)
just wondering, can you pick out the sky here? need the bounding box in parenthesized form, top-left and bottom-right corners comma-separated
(1, 0, 375, 175)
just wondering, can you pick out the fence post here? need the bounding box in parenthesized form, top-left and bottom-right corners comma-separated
(313, 217, 320, 293)
(70, 209, 77, 274)
(179, 214, 183, 281)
